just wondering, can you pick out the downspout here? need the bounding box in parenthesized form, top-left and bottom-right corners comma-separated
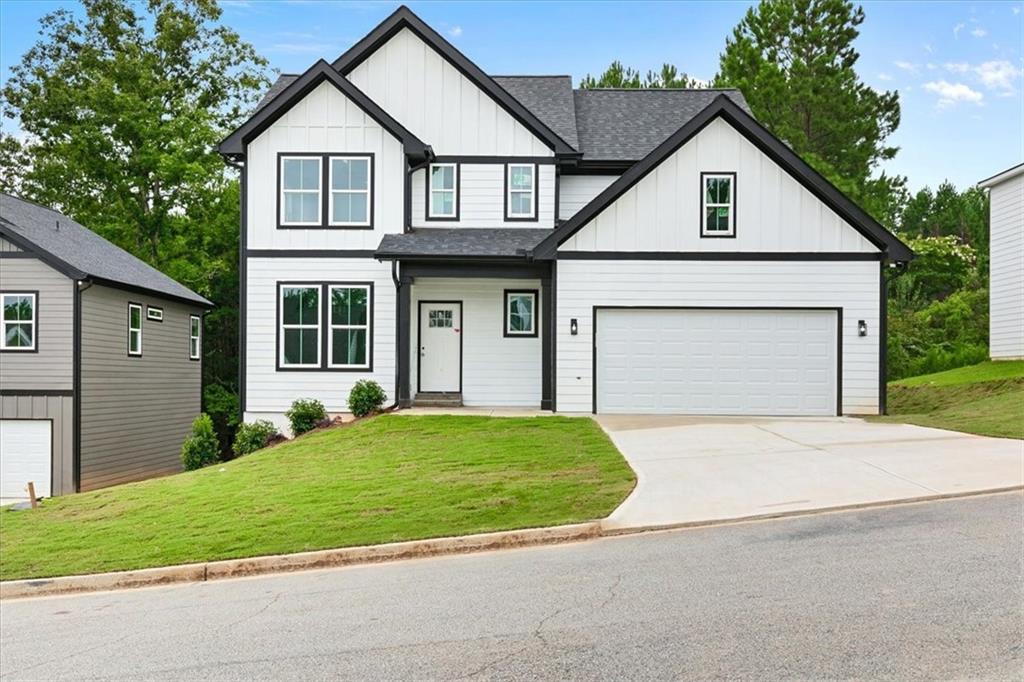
(390, 259, 403, 411)
(73, 278, 94, 493)
(221, 153, 246, 425)
(879, 259, 910, 415)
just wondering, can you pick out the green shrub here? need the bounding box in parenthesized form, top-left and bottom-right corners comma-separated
(203, 383, 239, 456)
(181, 413, 220, 471)
(285, 398, 327, 436)
(232, 420, 279, 456)
(348, 380, 387, 417)
(887, 287, 989, 380)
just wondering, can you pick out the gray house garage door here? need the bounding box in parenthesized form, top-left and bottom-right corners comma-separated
(595, 308, 839, 416)
(0, 419, 52, 501)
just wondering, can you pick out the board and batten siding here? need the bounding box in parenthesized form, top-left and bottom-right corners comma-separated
(0, 394, 74, 496)
(988, 172, 1024, 359)
(559, 118, 879, 254)
(346, 28, 554, 157)
(410, 278, 542, 407)
(556, 260, 881, 415)
(245, 257, 396, 428)
(558, 175, 618, 221)
(79, 284, 203, 491)
(0, 237, 23, 252)
(246, 80, 406, 251)
(410, 164, 556, 228)
(0, 255, 73, 391)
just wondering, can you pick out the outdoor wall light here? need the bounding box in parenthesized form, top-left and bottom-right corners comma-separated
(570, 318, 578, 335)
(858, 320, 868, 337)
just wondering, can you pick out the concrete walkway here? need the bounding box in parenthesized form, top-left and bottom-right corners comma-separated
(597, 415, 1024, 530)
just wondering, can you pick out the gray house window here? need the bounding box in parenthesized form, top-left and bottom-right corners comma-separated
(128, 303, 143, 356)
(1, 292, 36, 351)
(189, 315, 201, 361)
(279, 285, 320, 367)
(328, 285, 371, 368)
(280, 156, 322, 226)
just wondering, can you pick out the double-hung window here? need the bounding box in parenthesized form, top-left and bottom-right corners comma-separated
(428, 163, 458, 219)
(701, 173, 736, 237)
(329, 156, 371, 227)
(189, 315, 201, 361)
(328, 285, 371, 369)
(128, 303, 143, 356)
(279, 285, 320, 368)
(1, 292, 36, 351)
(280, 156, 322, 226)
(506, 164, 536, 220)
(504, 290, 538, 337)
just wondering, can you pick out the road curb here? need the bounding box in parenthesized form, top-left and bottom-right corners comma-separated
(0, 522, 601, 600)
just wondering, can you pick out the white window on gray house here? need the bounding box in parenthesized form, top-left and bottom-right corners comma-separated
(281, 156, 322, 226)
(504, 290, 537, 337)
(328, 285, 371, 368)
(507, 164, 536, 219)
(329, 156, 371, 226)
(1, 292, 36, 351)
(147, 306, 163, 322)
(702, 173, 735, 237)
(280, 285, 320, 367)
(429, 163, 458, 218)
(189, 315, 201, 361)
(128, 303, 143, 356)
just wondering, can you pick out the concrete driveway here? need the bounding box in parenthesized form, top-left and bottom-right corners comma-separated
(597, 416, 1024, 530)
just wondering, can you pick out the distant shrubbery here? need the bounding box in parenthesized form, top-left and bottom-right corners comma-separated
(233, 420, 280, 456)
(181, 414, 220, 471)
(285, 399, 328, 436)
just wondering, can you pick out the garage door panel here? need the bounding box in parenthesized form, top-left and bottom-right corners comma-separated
(596, 309, 838, 416)
(1, 420, 52, 500)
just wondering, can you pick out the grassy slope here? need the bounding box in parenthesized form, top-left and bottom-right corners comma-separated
(0, 415, 635, 581)
(873, 362, 1024, 439)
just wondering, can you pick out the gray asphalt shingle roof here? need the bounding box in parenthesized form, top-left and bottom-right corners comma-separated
(376, 228, 550, 259)
(492, 76, 579, 150)
(255, 74, 298, 111)
(0, 194, 212, 306)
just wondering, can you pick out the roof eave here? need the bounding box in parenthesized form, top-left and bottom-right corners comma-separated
(978, 162, 1024, 189)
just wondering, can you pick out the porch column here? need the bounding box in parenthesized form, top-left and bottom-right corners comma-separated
(397, 274, 413, 408)
(541, 275, 553, 411)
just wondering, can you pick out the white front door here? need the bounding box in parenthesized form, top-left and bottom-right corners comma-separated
(419, 302, 462, 392)
(0, 420, 52, 500)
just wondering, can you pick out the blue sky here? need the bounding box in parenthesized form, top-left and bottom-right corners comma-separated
(1, 1, 1021, 191)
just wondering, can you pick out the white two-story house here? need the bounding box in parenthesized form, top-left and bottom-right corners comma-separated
(219, 5, 914, 429)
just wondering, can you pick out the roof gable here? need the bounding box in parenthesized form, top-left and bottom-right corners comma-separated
(534, 95, 914, 262)
(332, 6, 577, 156)
(219, 60, 430, 160)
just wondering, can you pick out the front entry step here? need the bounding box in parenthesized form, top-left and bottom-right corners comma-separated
(413, 392, 464, 408)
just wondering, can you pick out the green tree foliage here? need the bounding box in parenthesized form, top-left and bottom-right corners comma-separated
(898, 182, 990, 273)
(581, 61, 703, 89)
(715, 0, 904, 223)
(181, 413, 221, 470)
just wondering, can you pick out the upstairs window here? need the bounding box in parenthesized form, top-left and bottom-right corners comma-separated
(428, 163, 458, 219)
(128, 303, 143, 356)
(329, 156, 371, 227)
(1, 292, 36, 351)
(506, 164, 536, 220)
(189, 315, 201, 361)
(279, 285, 320, 368)
(328, 285, 371, 369)
(280, 156, 322, 226)
(702, 173, 736, 237)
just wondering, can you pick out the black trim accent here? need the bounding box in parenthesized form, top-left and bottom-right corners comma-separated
(550, 261, 557, 412)
(331, 6, 577, 156)
(541, 278, 552, 410)
(532, 95, 913, 262)
(396, 270, 412, 407)
(146, 305, 164, 322)
(424, 162, 460, 222)
(73, 279, 84, 492)
(503, 289, 539, 338)
(189, 314, 201, 361)
(276, 153, 376, 230)
(700, 171, 737, 239)
(246, 249, 377, 258)
(0, 389, 74, 397)
(0, 223, 87, 281)
(239, 162, 248, 420)
(89, 276, 213, 309)
(0, 251, 37, 259)
(556, 251, 885, 261)
(274, 281, 376, 372)
(0, 289, 39, 353)
(431, 155, 558, 165)
(590, 306, 844, 416)
(504, 162, 540, 222)
(879, 261, 888, 415)
(401, 262, 550, 280)
(563, 160, 632, 175)
(127, 301, 143, 357)
(219, 60, 430, 160)
(416, 300, 463, 394)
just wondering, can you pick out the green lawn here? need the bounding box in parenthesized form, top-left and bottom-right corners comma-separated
(0, 415, 635, 581)
(872, 361, 1024, 439)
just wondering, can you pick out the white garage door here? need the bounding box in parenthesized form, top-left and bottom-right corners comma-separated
(0, 420, 52, 500)
(596, 309, 838, 416)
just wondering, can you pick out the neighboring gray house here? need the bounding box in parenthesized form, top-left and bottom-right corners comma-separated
(219, 6, 913, 431)
(979, 163, 1024, 360)
(0, 194, 212, 502)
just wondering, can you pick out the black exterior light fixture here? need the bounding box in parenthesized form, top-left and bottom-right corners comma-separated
(858, 320, 868, 337)
(570, 318, 578, 336)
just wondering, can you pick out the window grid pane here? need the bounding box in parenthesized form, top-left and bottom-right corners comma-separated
(329, 286, 370, 367)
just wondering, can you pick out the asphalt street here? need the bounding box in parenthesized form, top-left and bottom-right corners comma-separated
(1, 492, 1022, 681)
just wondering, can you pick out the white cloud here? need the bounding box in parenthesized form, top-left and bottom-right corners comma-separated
(953, 22, 965, 38)
(878, 72, 893, 81)
(894, 60, 919, 74)
(448, 25, 463, 38)
(923, 80, 984, 107)
(975, 60, 1022, 92)
(926, 63, 937, 70)
(1014, 7, 1021, 15)
(945, 62, 970, 73)
(970, 27, 988, 38)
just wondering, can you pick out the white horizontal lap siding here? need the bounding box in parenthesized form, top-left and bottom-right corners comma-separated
(411, 164, 556, 228)
(556, 260, 880, 415)
(559, 118, 878, 254)
(411, 278, 541, 407)
(558, 175, 618, 221)
(245, 258, 397, 415)
(988, 174, 1024, 359)
(246, 81, 405, 251)
(347, 28, 553, 157)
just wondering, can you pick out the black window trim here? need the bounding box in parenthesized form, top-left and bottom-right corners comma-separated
(504, 162, 539, 223)
(189, 314, 201, 361)
(326, 282, 374, 370)
(424, 162, 461, 222)
(0, 289, 39, 353)
(700, 171, 737, 239)
(503, 288, 539, 338)
(147, 305, 164, 322)
(276, 152, 376, 231)
(127, 301, 143, 357)
(275, 281, 375, 372)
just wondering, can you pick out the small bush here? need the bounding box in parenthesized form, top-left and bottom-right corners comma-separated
(181, 413, 220, 471)
(285, 398, 327, 436)
(203, 383, 240, 456)
(233, 420, 280, 457)
(348, 380, 387, 417)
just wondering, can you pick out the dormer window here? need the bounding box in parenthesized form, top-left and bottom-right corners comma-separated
(427, 163, 458, 219)
(506, 163, 537, 221)
(701, 172, 736, 237)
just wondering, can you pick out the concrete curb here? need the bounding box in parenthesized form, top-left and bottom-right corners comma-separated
(0, 522, 601, 601)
